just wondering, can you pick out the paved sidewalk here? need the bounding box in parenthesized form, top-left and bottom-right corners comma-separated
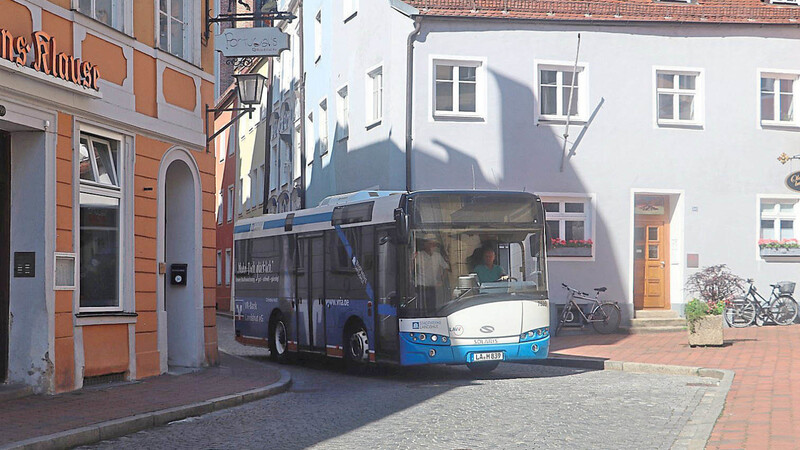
(0, 352, 286, 448)
(551, 324, 800, 450)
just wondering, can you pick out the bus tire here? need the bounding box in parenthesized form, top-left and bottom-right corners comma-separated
(344, 321, 369, 372)
(269, 313, 290, 363)
(466, 360, 500, 375)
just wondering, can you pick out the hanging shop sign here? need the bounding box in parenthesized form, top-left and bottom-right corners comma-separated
(0, 29, 100, 91)
(215, 27, 289, 57)
(785, 171, 800, 192)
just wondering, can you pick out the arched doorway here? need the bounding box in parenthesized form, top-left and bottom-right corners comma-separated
(157, 149, 204, 371)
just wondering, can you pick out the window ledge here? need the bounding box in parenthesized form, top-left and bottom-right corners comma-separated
(344, 11, 357, 22)
(76, 312, 138, 326)
(366, 119, 382, 129)
(761, 121, 800, 131)
(433, 112, 485, 122)
(537, 117, 588, 126)
(657, 120, 704, 130)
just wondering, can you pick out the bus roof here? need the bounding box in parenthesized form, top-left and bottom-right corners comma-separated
(233, 190, 541, 240)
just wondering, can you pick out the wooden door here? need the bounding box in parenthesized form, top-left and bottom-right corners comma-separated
(0, 132, 9, 381)
(643, 222, 668, 309)
(633, 195, 670, 310)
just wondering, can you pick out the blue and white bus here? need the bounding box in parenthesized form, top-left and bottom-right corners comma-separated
(233, 190, 550, 373)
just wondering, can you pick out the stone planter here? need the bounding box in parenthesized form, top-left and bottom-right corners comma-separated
(687, 314, 724, 347)
(549, 247, 592, 257)
(759, 247, 800, 257)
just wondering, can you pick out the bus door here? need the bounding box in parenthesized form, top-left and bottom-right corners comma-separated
(297, 235, 325, 351)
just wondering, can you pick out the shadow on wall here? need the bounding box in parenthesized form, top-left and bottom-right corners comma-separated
(304, 66, 630, 345)
(414, 69, 629, 339)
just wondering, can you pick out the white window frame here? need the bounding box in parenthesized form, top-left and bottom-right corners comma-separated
(157, 0, 195, 62)
(539, 193, 596, 261)
(366, 64, 383, 128)
(758, 69, 800, 128)
(319, 98, 329, 155)
(75, 0, 126, 32)
(758, 196, 800, 242)
(78, 128, 127, 312)
(216, 190, 223, 225)
(225, 248, 232, 286)
(238, 178, 244, 215)
(535, 60, 589, 123)
(314, 10, 322, 63)
(337, 85, 349, 141)
(653, 66, 705, 128)
(216, 250, 223, 285)
(227, 184, 234, 222)
(431, 57, 486, 120)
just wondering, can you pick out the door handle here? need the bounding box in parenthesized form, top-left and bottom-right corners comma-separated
(660, 261, 665, 268)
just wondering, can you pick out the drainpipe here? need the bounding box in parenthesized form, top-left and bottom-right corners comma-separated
(297, 0, 307, 209)
(405, 17, 422, 193)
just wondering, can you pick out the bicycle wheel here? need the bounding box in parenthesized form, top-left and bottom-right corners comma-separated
(770, 295, 799, 326)
(590, 303, 621, 334)
(555, 303, 572, 337)
(724, 297, 756, 328)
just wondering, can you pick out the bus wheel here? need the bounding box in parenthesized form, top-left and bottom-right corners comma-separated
(269, 314, 289, 363)
(466, 360, 500, 375)
(344, 323, 369, 371)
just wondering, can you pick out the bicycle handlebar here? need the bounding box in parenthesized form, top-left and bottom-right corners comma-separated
(562, 283, 590, 297)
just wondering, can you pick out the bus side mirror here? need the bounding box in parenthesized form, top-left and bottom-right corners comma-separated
(394, 208, 409, 242)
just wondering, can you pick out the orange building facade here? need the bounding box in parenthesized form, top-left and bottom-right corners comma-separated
(0, 0, 218, 393)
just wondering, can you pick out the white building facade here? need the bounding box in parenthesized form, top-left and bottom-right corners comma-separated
(270, 0, 800, 325)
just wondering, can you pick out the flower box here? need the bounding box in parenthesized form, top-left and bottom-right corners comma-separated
(549, 239, 593, 257)
(549, 247, 592, 257)
(759, 247, 800, 257)
(758, 239, 800, 257)
(688, 314, 723, 347)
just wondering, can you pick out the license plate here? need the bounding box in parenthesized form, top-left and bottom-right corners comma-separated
(473, 351, 504, 362)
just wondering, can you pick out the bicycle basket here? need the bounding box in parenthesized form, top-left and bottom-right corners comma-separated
(778, 281, 796, 295)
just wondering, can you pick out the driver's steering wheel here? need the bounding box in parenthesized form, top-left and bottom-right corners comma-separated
(499, 275, 518, 282)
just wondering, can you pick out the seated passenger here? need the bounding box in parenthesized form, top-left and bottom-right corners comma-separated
(472, 247, 505, 283)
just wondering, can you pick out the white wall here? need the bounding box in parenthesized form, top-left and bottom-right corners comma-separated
(409, 20, 800, 319)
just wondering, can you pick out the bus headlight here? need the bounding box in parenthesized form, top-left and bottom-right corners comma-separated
(431, 335, 438, 342)
(419, 334, 426, 341)
(532, 344, 539, 353)
(429, 349, 436, 357)
(442, 336, 448, 343)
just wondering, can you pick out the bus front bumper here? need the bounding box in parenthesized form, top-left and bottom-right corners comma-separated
(399, 336, 550, 366)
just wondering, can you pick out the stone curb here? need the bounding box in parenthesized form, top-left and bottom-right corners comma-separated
(1, 369, 292, 450)
(529, 356, 734, 450)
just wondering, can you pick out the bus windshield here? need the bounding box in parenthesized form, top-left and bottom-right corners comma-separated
(401, 228, 547, 318)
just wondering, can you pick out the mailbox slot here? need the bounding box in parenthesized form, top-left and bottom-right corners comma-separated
(170, 264, 187, 286)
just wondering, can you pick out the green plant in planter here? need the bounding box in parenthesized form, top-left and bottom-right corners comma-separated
(685, 298, 724, 333)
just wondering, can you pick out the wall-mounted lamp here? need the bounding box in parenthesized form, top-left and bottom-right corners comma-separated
(205, 72, 268, 153)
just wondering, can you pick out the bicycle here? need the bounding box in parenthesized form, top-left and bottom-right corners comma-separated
(555, 283, 621, 336)
(724, 279, 799, 328)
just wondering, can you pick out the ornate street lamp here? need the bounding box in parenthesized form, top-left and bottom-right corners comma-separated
(205, 72, 268, 153)
(233, 73, 267, 108)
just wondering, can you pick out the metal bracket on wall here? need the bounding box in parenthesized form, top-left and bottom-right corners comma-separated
(205, 0, 297, 41)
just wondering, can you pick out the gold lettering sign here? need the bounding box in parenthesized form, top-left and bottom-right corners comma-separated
(786, 171, 800, 192)
(0, 29, 100, 91)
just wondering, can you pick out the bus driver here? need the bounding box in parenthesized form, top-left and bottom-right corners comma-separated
(473, 247, 506, 283)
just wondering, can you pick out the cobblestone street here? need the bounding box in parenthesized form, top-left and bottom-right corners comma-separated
(82, 317, 725, 450)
